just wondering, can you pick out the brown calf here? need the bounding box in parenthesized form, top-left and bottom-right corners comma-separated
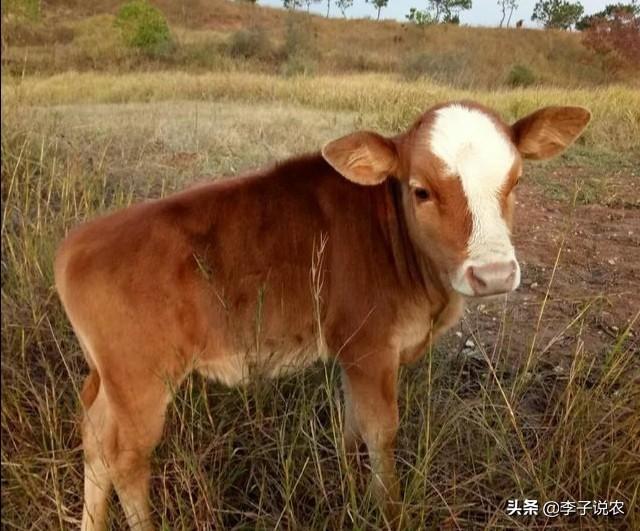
(55, 101, 590, 529)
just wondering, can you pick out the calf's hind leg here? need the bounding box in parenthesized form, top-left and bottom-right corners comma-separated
(81, 362, 176, 531)
(81, 371, 111, 531)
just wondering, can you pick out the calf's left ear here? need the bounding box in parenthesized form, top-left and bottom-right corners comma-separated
(322, 131, 398, 186)
(511, 106, 591, 160)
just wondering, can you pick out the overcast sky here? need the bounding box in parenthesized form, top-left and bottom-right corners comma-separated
(258, 0, 612, 27)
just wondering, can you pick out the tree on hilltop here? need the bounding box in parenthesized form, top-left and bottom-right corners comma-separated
(406, 0, 472, 25)
(301, 0, 321, 12)
(367, 0, 389, 20)
(283, 0, 303, 9)
(532, 0, 585, 29)
(498, 0, 519, 27)
(406, 7, 436, 24)
(436, 0, 472, 22)
(576, 2, 639, 30)
(335, 0, 353, 17)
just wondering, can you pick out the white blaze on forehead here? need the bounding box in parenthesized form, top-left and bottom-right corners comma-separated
(428, 104, 519, 294)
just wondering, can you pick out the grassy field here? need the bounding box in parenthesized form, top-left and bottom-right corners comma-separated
(2, 0, 640, 527)
(2, 71, 639, 529)
(4, 71, 640, 151)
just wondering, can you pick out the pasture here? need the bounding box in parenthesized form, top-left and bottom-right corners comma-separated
(2, 70, 639, 529)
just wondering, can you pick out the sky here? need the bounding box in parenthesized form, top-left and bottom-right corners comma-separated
(258, 0, 613, 27)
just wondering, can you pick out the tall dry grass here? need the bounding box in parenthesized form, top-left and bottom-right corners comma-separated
(3, 71, 640, 152)
(2, 94, 639, 528)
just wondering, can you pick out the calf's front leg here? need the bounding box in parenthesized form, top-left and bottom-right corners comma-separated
(340, 350, 401, 521)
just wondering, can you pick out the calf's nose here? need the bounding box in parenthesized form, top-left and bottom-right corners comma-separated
(466, 261, 518, 296)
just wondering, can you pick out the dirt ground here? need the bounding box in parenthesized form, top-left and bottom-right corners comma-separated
(445, 161, 640, 380)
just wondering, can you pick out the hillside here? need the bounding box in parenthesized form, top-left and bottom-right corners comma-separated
(3, 0, 638, 88)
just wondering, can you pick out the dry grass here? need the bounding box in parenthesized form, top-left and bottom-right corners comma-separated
(4, 71, 640, 154)
(2, 95, 639, 529)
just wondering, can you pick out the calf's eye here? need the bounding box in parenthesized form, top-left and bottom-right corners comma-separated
(413, 187, 430, 202)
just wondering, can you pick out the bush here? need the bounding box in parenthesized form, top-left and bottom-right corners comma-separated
(506, 64, 536, 87)
(227, 27, 273, 60)
(114, 0, 173, 56)
(582, 9, 640, 70)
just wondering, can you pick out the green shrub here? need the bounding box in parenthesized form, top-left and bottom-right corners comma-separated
(227, 27, 273, 60)
(507, 64, 536, 87)
(114, 0, 173, 56)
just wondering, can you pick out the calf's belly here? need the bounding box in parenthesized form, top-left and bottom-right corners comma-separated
(196, 339, 328, 387)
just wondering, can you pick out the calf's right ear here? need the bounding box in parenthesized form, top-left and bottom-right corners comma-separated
(322, 131, 398, 186)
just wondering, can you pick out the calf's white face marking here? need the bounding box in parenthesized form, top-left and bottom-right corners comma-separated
(429, 104, 520, 296)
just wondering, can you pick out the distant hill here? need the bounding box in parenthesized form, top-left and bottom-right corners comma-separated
(3, 0, 637, 88)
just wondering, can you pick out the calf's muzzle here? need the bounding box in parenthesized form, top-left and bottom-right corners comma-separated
(466, 260, 519, 296)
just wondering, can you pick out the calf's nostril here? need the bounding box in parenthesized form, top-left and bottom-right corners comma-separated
(473, 267, 487, 287)
(467, 266, 487, 290)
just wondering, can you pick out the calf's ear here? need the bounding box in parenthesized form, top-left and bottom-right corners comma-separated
(511, 106, 591, 160)
(322, 131, 398, 185)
